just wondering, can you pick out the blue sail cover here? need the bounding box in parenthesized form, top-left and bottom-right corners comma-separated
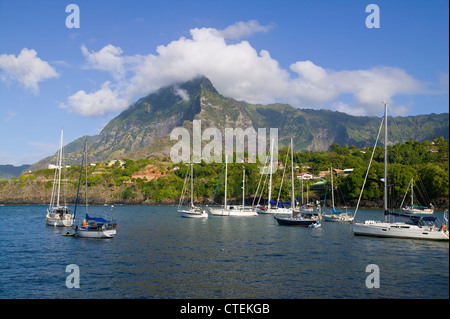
(86, 214, 108, 223)
(332, 207, 342, 214)
(409, 215, 437, 223)
(269, 200, 292, 208)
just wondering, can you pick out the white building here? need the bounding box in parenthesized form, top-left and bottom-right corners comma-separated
(297, 172, 313, 180)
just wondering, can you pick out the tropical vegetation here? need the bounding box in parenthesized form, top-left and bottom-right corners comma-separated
(0, 137, 448, 209)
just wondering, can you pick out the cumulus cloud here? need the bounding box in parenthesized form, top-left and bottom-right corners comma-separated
(124, 26, 289, 104)
(0, 48, 58, 93)
(80, 44, 141, 81)
(66, 20, 425, 117)
(219, 20, 274, 39)
(62, 81, 129, 117)
(81, 44, 125, 80)
(287, 62, 422, 115)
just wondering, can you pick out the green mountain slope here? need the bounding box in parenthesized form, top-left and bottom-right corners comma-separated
(28, 76, 449, 171)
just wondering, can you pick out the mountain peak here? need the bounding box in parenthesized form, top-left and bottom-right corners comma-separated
(28, 75, 449, 171)
(176, 75, 218, 96)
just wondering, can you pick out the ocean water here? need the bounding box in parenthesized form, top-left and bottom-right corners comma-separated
(0, 205, 448, 299)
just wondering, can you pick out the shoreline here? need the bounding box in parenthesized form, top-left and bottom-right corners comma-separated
(1, 198, 448, 211)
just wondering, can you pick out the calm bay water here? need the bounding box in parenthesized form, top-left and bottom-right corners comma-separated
(0, 205, 448, 299)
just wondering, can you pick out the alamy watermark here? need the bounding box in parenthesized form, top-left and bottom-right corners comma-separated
(365, 264, 380, 289)
(170, 120, 279, 173)
(65, 264, 80, 289)
(65, 4, 80, 29)
(365, 4, 380, 29)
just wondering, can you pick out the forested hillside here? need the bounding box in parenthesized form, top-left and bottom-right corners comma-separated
(1, 137, 448, 209)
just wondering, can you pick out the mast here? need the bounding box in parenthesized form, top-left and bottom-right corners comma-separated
(268, 138, 274, 210)
(383, 102, 388, 218)
(290, 138, 294, 213)
(224, 155, 228, 207)
(72, 140, 85, 221)
(85, 138, 88, 217)
(306, 184, 309, 205)
(331, 166, 334, 210)
(301, 177, 304, 206)
(190, 162, 194, 207)
(56, 128, 63, 207)
(242, 168, 245, 207)
(410, 178, 414, 208)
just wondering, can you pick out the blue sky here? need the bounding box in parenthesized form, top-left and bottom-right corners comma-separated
(0, 0, 448, 165)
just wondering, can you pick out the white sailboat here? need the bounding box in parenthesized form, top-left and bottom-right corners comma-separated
(72, 139, 117, 238)
(257, 140, 291, 215)
(352, 103, 448, 241)
(274, 139, 321, 227)
(400, 178, 434, 215)
(46, 128, 74, 227)
(322, 166, 354, 223)
(209, 156, 257, 217)
(178, 163, 208, 218)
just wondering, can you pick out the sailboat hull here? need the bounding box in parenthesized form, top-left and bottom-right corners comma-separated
(178, 209, 208, 218)
(257, 207, 291, 214)
(75, 228, 116, 238)
(209, 207, 257, 216)
(274, 216, 317, 227)
(322, 214, 354, 223)
(46, 209, 74, 227)
(46, 217, 74, 227)
(353, 221, 449, 241)
(402, 207, 434, 215)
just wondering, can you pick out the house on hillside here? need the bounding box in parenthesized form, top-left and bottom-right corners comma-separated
(108, 160, 125, 167)
(297, 172, 313, 180)
(343, 168, 354, 176)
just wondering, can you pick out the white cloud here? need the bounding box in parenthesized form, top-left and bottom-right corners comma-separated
(125, 26, 289, 104)
(287, 62, 421, 115)
(67, 20, 425, 117)
(173, 87, 190, 101)
(0, 48, 58, 93)
(81, 44, 126, 80)
(63, 81, 129, 117)
(219, 20, 274, 39)
(331, 67, 421, 105)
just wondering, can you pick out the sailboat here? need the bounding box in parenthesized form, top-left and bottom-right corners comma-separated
(208, 156, 257, 217)
(46, 128, 74, 227)
(322, 166, 354, 223)
(400, 178, 434, 215)
(274, 139, 321, 227)
(72, 139, 117, 238)
(256, 140, 291, 215)
(178, 162, 208, 218)
(352, 103, 448, 240)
